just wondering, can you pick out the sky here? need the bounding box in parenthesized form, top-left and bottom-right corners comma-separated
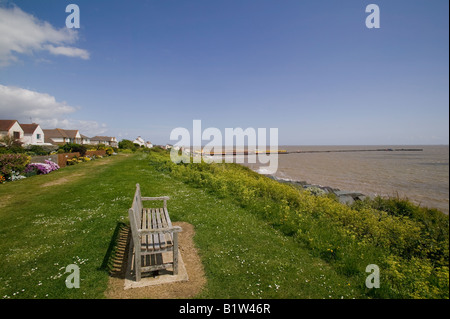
(0, 0, 448, 145)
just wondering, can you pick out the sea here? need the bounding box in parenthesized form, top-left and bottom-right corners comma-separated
(241, 145, 449, 214)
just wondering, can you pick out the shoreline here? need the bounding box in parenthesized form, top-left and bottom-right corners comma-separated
(266, 174, 369, 206)
(251, 170, 448, 215)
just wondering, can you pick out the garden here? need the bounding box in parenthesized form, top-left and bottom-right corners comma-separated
(0, 154, 60, 183)
(0, 141, 117, 183)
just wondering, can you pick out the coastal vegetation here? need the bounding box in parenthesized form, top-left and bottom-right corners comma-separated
(0, 150, 448, 299)
(148, 148, 449, 299)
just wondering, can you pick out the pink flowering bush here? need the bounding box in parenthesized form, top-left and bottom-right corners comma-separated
(25, 160, 60, 175)
(45, 160, 59, 171)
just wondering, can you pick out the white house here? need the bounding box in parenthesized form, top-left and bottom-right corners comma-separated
(0, 120, 24, 142)
(90, 136, 118, 147)
(133, 136, 145, 147)
(145, 141, 153, 148)
(80, 134, 91, 145)
(20, 123, 45, 145)
(133, 136, 154, 148)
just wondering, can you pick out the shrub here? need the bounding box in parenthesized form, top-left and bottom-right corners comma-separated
(25, 160, 59, 175)
(118, 139, 136, 151)
(0, 153, 30, 178)
(0, 136, 25, 153)
(26, 145, 48, 156)
(24, 166, 38, 177)
(105, 147, 114, 156)
(66, 158, 77, 165)
(76, 156, 91, 162)
(59, 143, 87, 156)
(118, 149, 133, 154)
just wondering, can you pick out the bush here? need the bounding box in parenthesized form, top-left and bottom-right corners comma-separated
(59, 143, 87, 156)
(0, 136, 25, 153)
(118, 139, 136, 151)
(66, 158, 77, 165)
(25, 144, 57, 155)
(96, 144, 106, 150)
(25, 160, 59, 175)
(118, 149, 133, 154)
(24, 166, 38, 177)
(0, 153, 30, 179)
(26, 145, 48, 156)
(105, 147, 114, 156)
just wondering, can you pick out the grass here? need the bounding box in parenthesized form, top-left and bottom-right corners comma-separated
(0, 152, 365, 299)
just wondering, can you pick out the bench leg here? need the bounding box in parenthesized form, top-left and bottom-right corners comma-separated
(133, 237, 141, 282)
(173, 232, 179, 275)
(135, 252, 141, 281)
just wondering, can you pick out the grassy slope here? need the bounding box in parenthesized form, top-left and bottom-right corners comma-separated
(0, 153, 362, 299)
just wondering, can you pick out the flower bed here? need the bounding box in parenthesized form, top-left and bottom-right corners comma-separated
(25, 160, 60, 175)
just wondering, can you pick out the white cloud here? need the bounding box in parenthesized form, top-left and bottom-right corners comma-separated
(0, 84, 75, 118)
(0, 84, 106, 137)
(44, 45, 90, 60)
(0, 5, 89, 66)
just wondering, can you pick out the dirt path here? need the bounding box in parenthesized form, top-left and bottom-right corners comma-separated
(105, 222, 207, 299)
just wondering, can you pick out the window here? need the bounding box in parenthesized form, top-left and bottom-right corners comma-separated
(36, 134, 41, 140)
(13, 131, 20, 140)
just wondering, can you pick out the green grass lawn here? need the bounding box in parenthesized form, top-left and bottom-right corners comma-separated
(0, 153, 364, 299)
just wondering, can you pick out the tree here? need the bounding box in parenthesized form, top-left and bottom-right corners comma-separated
(118, 139, 136, 151)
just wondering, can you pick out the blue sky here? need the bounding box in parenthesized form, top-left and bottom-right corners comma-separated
(0, 0, 448, 145)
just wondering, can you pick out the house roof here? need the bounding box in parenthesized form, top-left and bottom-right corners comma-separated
(43, 128, 79, 139)
(20, 123, 40, 134)
(0, 120, 18, 132)
(91, 136, 115, 142)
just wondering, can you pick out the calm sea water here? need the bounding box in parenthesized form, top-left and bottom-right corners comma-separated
(243, 145, 449, 214)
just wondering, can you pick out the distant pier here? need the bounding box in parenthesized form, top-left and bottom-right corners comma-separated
(205, 148, 423, 156)
(280, 148, 424, 154)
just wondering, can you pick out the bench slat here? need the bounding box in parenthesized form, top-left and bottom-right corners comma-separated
(140, 209, 145, 251)
(151, 209, 160, 251)
(156, 208, 167, 249)
(141, 263, 173, 272)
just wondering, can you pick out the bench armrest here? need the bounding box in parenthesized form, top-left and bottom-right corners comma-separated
(141, 196, 170, 201)
(138, 226, 181, 235)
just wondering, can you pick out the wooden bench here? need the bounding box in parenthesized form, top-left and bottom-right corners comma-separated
(128, 183, 182, 281)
